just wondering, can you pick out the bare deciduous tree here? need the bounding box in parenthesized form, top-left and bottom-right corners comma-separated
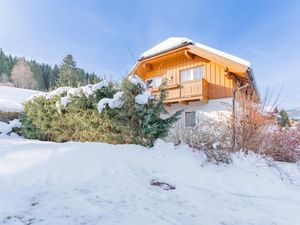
(11, 58, 37, 89)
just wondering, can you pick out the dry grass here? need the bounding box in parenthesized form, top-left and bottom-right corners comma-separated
(0, 111, 21, 123)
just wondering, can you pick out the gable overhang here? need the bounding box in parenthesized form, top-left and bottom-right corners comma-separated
(128, 43, 257, 94)
(187, 45, 249, 77)
(129, 45, 192, 77)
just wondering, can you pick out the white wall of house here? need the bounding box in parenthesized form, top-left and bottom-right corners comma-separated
(164, 97, 233, 142)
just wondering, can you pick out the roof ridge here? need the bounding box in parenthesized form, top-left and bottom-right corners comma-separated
(140, 37, 251, 67)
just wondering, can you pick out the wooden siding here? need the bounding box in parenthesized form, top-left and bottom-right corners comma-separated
(181, 79, 204, 98)
(206, 62, 234, 99)
(151, 78, 208, 103)
(139, 54, 235, 100)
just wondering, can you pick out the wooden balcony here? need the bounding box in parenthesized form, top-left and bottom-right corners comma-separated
(148, 78, 209, 104)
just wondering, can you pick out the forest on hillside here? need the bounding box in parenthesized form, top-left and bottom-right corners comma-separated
(0, 49, 102, 91)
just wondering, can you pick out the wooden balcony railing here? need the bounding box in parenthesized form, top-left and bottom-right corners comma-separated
(149, 78, 209, 103)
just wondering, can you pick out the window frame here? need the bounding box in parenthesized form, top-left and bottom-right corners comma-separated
(184, 111, 196, 128)
(180, 66, 204, 82)
(145, 76, 163, 89)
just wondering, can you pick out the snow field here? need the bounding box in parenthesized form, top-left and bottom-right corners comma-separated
(0, 138, 300, 225)
(0, 86, 41, 112)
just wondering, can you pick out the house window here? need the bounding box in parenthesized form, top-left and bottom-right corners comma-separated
(185, 111, 196, 127)
(180, 66, 204, 82)
(145, 76, 162, 89)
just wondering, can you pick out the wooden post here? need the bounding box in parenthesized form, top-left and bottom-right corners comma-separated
(232, 89, 237, 148)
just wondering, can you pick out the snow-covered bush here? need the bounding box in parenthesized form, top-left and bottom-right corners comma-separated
(182, 118, 233, 164)
(21, 81, 120, 141)
(21, 77, 180, 146)
(101, 77, 181, 146)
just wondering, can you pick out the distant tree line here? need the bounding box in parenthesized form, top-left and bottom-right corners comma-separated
(0, 49, 102, 90)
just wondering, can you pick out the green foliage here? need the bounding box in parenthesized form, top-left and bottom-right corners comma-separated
(21, 79, 180, 146)
(104, 79, 181, 146)
(0, 49, 17, 79)
(86, 72, 102, 84)
(0, 49, 102, 91)
(57, 54, 85, 87)
(21, 84, 120, 142)
(278, 109, 291, 127)
(21, 96, 60, 140)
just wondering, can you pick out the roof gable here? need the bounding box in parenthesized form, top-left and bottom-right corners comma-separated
(140, 37, 251, 68)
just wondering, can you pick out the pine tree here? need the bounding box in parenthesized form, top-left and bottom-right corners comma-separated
(29, 60, 45, 90)
(278, 109, 291, 127)
(57, 54, 84, 87)
(52, 65, 59, 89)
(105, 78, 181, 146)
(0, 49, 9, 76)
(0, 49, 17, 81)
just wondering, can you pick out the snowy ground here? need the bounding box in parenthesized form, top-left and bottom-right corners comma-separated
(0, 86, 40, 112)
(0, 136, 300, 225)
(1, 85, 300, 224)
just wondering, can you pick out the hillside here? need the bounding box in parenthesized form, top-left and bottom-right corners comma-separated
(0, 86, 41, 112)
(0, 49, 102, 91)
(0, 136, 300, 225)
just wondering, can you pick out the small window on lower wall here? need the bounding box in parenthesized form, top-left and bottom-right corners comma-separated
(185, 111, 196, 127)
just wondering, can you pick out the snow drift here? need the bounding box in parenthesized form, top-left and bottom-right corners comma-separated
(0, 137, 300, 225)
(0, 86, 41, 112)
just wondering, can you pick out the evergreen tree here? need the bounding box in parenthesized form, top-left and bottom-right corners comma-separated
(86, 72, 101, 84)
(0, 49, 9, 75)
(29, 60, 45, 90)
(278, 109, 291, 127)
(105, 79, 181, 146)
(41, 64, 55, 91)
(57, 54, 85, 87)
(52, 65, 59, 89)
(0, 49, 99, 90)
(0, 49, 17, 81)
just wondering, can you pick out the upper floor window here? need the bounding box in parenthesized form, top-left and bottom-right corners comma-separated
(145, 76, 162, 89)
(180, 66, 204, 82)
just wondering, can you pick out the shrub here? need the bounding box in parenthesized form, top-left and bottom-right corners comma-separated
(102, 79, 181, 146)
(21, 77, 180, 146)
(0, 111, 21, 123)
(182, 88, 300, 163)
(182, 116, 233, 164)
(262, 129, 300, 163)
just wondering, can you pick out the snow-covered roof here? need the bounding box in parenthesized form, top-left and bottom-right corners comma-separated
(140, 37, 251, 67)
(194, 42, 251, 67)
(140, 37, 192, 59)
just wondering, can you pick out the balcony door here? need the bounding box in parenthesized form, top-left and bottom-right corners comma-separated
(180, 66, 204, 98)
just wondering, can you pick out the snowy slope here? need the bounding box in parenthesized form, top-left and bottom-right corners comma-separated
(0, 137, 300, 225)
(0, 86, 41, 112)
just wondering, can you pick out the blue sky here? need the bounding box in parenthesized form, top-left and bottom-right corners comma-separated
(0, 0, 299, 108)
